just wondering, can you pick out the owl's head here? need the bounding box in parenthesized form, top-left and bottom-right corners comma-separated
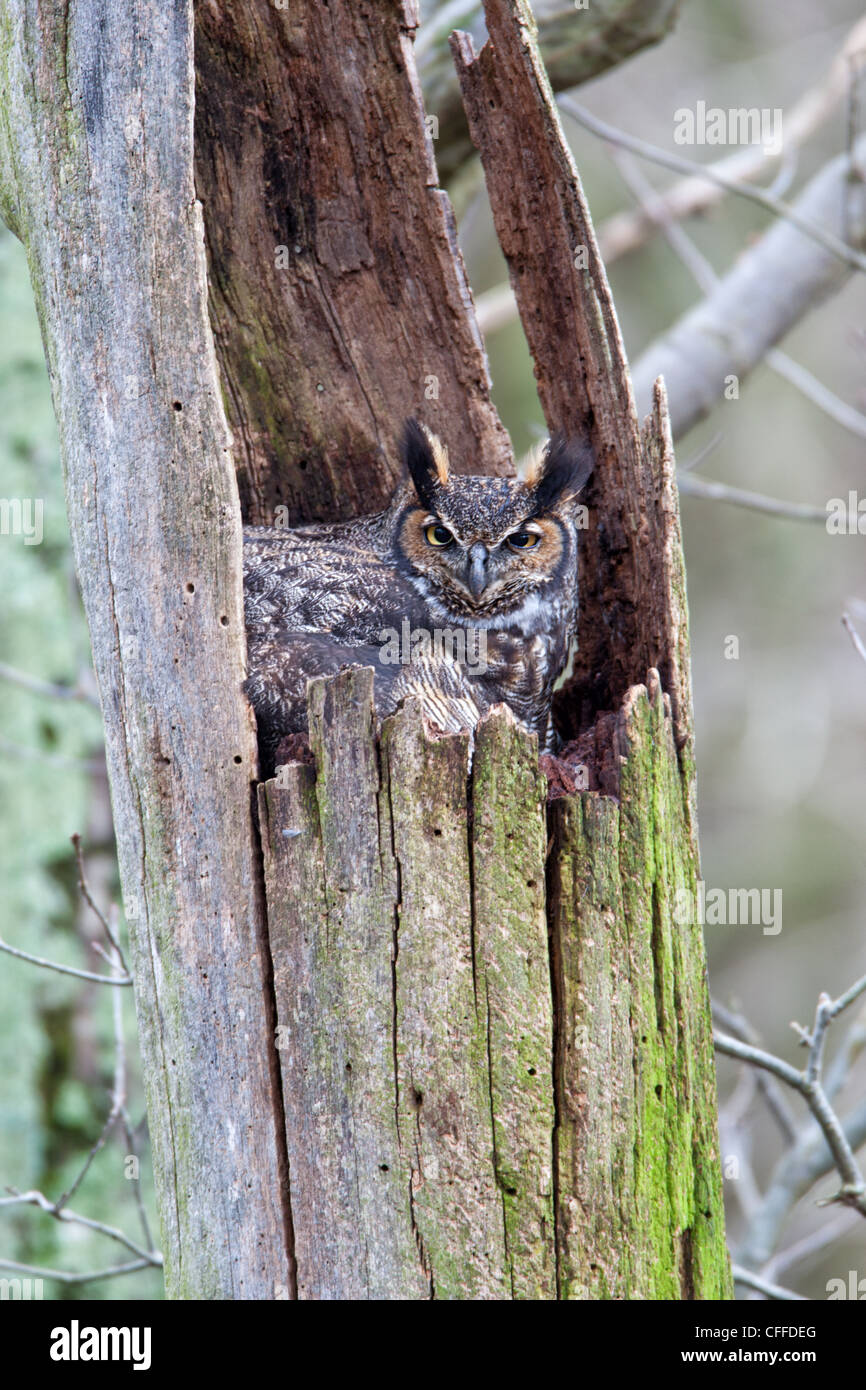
(393, 419, 594, 629)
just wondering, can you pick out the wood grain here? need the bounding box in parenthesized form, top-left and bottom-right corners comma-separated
(0, 0, 290, 1298)
(195, 0, 514, 527)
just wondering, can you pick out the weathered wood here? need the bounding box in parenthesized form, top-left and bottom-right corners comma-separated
(446, 0, 731, 1299)
(260, 673, 563, 1298)
(470, 708, 555, 1298)
(549, 675, 728, 1298)
(452, 0, 692, 743)
(259, 669, 426, 1299)
(384, 702, 507, 1298)
(262, 665, 729, 1298)
(419, 0, 683, 181)
(194, 0, 514, 527)
(0, 0, 290, 1297)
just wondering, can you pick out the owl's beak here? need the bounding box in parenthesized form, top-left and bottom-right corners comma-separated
(466, 543, 489, 600)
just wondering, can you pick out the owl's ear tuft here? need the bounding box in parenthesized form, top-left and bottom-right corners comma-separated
(529, 433, 594, 512)
(401, 418, 450, 508)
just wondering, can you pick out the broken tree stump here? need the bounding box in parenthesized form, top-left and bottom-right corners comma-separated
(258, 665, 731, 1299)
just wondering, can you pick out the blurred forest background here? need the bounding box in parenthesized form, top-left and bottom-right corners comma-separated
(1, 0, 864, 1299)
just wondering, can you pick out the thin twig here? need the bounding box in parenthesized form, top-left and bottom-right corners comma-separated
(55, 941, 128, 1213)
(559, 97, 866, 275)
(594, 15, 866, 264)
(677, 473, 833, 524)
(731, 1264, 807, 1301)
(0, 660, 99, 706)
(828, 972, 866, 1018)
(0, 1256, 157, 1285)
(0, 1189, 159, 1264)
(765, 349, 866, 441)
(713, 1000, 798, 1143)
(0, 937, 132, 986)
(71, 834, 130, 977)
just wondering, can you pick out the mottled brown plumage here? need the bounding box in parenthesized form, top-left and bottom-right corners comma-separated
(244, 420, 593, 772)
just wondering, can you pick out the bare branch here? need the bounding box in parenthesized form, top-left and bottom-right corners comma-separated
(479, 129, 866, 446)
(843, 613, 866, 666)
(676, 473, 833, 525)
(0, 660, 99, 705)
(71, 833, 130, 978)
(717, 984, 866, 1234)
(828, 972, 866, 1018)
(596, 16, 866, 264)
(713, 1000, 798, 1144)
(731, 1264, 807, 1301)
(630, 134, 866, 437)
(714, 1032, 804, 1090)
(0, 936, 132, 986)
(609, 145, 866, 443)
(716, 991, 866, 1224)
(0, 1257, 156, 1285)
(559, 97, 866, 275)
(0, 1189, 161, 1264)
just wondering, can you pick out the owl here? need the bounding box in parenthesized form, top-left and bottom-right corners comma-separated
(243, 420, 593, 773)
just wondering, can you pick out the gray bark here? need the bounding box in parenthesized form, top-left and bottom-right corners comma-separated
(0, 0, 291, 1297)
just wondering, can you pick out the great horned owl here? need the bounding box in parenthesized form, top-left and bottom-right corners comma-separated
(244, 420, 593, 773)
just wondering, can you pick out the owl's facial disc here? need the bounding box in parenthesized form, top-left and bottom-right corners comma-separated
(399, 504, 569, 619)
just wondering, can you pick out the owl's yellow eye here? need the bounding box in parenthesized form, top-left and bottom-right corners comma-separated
(425, 522, 454, 547)
(507, 530, 540, 550)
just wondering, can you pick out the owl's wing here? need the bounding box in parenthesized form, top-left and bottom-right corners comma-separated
(243, 530, 429, 644)
(245, 632, 492, 775)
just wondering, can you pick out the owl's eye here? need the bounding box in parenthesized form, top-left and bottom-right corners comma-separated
(507, 530, 541, 550)
(425, 522, 454, 547)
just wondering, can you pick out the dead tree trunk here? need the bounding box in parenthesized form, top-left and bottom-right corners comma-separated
(1, 0, 731, 1297)
(0, 0, 290, 1296)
